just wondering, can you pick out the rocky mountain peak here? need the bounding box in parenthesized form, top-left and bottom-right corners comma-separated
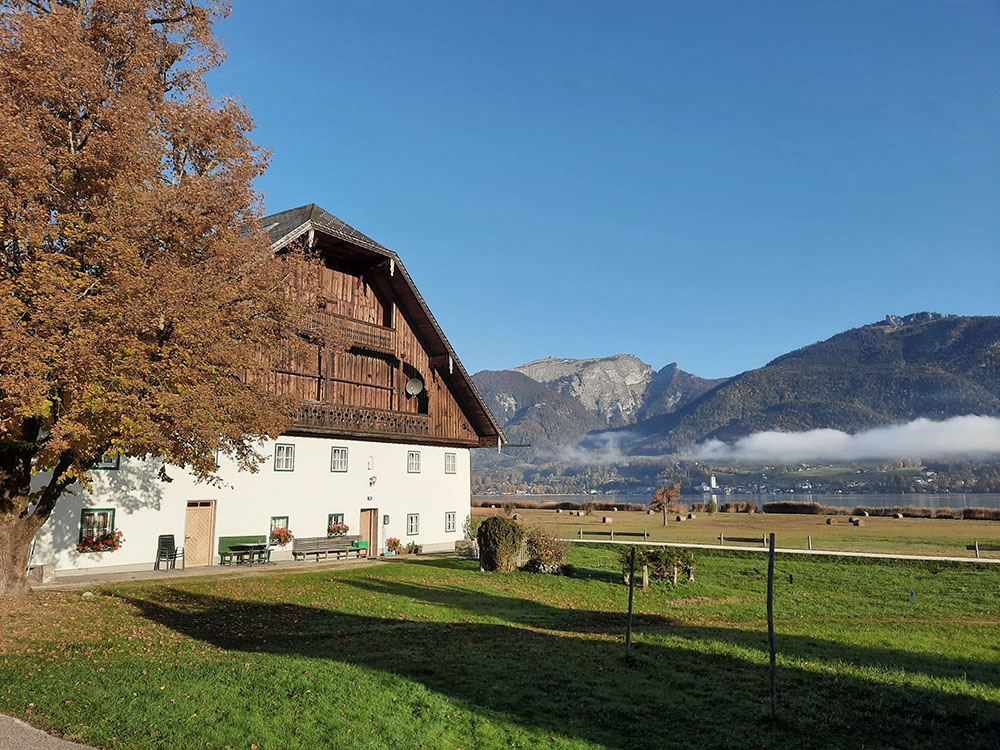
(512, 354, 654, 426)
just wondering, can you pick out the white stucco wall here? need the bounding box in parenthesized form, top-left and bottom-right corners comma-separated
(29, 437, 472, 575)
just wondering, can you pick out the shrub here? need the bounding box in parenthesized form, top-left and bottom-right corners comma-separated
(462, 514, 476, 540)
(476, 515, 525, 572)
(691, 502, 710, 512)
(764, 501, 847, 515)
(963, 507, 1000, 521)
(721, 501, 757, 514)
(524, 527, 570, 573)
(502, 502, 516, 517)
(934, 507, 956, 519)
(618, 546, 696, 585)
(405, 541, 423, 554)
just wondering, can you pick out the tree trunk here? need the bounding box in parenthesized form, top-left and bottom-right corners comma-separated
(0, 516, 37, 598)
(662, 506, 667, 526)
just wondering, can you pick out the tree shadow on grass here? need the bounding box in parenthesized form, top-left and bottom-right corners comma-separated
(117, 586, 1000, 750)
(339, 575, 1000, 689)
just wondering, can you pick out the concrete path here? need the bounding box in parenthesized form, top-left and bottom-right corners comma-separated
(559, 538, 1000, 564)
(34, 555, 386, 591)
(0, 714, 97, 749)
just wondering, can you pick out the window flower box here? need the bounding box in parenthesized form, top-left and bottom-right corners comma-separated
(76, 530, 124, 553)
(327, 522, 349, 537)
(270, 527, 294, 547)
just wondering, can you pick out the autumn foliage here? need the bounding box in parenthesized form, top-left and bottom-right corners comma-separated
(650, 481, 684, 526)
(0, 1, 337, 595)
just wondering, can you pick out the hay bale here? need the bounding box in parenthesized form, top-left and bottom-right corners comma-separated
(852, 518, 864, 527)
(894, 513, 904, 519)
(687, 513, 696, 520)
(555, 509, 562, 514)
(602, 516, 612, 524)
(675, 515, 685, 522)
(826, 518, 833, 525)
(646, 509, 653, 515)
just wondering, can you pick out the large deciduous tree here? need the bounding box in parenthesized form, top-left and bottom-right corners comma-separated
(0, 0, 336, 596)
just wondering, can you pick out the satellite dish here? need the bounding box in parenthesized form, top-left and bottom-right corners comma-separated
(405, 378, 424, 397)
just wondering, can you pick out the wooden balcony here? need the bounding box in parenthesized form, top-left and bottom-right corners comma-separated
(295, 402, 430, 439)
(336, 315, 395, 355)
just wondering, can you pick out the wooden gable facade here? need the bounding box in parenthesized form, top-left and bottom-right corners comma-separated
(259, 204, 503, 449)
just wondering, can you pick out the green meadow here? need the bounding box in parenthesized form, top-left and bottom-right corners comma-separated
(1, 546, 998, 749)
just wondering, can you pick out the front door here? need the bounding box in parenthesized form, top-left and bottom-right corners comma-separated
(359, 508, 378, 555)
(184, 500, 216, 567)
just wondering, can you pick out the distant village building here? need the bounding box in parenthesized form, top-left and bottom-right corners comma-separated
(30, 205, 504, 575)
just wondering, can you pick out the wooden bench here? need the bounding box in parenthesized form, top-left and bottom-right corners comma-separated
(292, 535, 368, 562)
(219, 535, 266, 565)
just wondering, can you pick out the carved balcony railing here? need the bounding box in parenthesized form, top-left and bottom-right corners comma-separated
(333, 314, 395, 355)
(296, 402, 430, 438)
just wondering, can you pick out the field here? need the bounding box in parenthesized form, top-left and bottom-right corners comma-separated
(1, 546, 999, 749)
(480, 506, 1000, 558)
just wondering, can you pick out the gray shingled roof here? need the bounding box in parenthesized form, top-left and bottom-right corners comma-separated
(263, 204, 390, 255)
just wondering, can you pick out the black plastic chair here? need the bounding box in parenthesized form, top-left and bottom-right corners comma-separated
(154, 534, 185, 570)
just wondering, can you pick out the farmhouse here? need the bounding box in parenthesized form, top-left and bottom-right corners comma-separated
(28, 204, 504, 575)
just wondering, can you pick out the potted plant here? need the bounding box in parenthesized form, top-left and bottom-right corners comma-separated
(385, 537, 401, 555)
(270, 526, 294, 547)
(327, 521, 349, 537)
(405, 541, 423, 555)
(76, 530, 124, 553)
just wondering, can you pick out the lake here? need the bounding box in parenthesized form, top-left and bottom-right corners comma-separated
(473, 493, 1000, 510)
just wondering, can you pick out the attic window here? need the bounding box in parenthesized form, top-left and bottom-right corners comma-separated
(261, 222, 279, 232)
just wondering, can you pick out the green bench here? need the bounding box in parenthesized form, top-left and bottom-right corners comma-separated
(292, 535, 369, 562)
(219, 535, 267, 565)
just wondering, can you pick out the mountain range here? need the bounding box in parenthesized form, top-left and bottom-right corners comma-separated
(472, 313, 1000, 468)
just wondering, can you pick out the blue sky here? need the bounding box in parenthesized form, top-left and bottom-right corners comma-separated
(211, 1, 1000, 379)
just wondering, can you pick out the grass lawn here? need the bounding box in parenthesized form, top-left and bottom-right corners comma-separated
(1, 547, 999, 749)
(487, 506, 1000, 558)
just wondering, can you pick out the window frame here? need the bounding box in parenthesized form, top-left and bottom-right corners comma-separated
(79, 508, 115, 543)
(444, 453, 457, 474)
(328, 513, 345, 527)
(270, 515, 289, 533)
(94, 453, 120, 471)
(330, 446, 349, 473)
(406, 513, 420, 535)
(445, 511, 456, 533)
(407, 451, 421, 474)
(274, 444, 295, 472)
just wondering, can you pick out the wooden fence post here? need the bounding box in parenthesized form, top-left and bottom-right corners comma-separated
(720, 532, 725, 545)
(762, 534, 767, 547)
(767, 532, 777, 719)
(626, 546, 636, 662)
(578, 528, 582, 540)
(807, 535, 812, 551)
(610, 528, 614, 541)
(975, 540, 980, 558)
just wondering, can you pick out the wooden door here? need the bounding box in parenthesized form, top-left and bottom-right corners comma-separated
(184, 500, 216, 567)
(359, 508, 378, 555)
